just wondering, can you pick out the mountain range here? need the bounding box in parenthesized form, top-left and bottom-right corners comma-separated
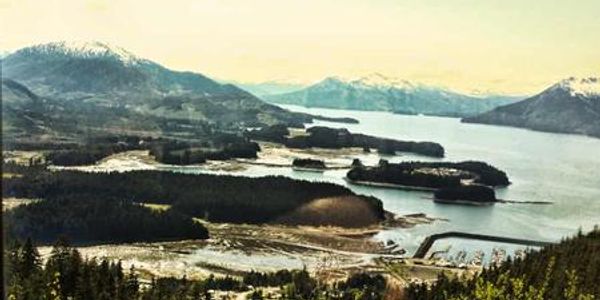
(463, 77, 600, 138)
(263, 73, 524, 117)
(1, 41, 329, 144)
(3, 42, 598, 141)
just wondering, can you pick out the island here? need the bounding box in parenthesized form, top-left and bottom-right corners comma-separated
(292, 158, 327, 172)
(3, 163, 388, 245)
(247, 125, 445, 158)
(346, 160, 509, 190)
(433, 185, 498, 205)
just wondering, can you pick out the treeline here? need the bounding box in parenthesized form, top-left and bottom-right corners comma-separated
(53, 133, 260, 167)
(6, 131, 261, 167)
(149, 136, 259, 165)
(434, 185, 497, 203)
(429, 161, 510, 186)
(47, 144, 140, 166)
(292, 158, 326, 169)
(4, 195, 209, 244)
(45, 135, 158, 166)
(247, 125, 445, 158)
(406, 228, 600, 299)
(4, 238, 141, 300)
(347, 160, 509, 189)
(3, 135, 151, 167)
(3, 166, 384, 225)
(246, 124, 290, 143)
(4, 239, 387, 299)
(144, 271, 387, 300)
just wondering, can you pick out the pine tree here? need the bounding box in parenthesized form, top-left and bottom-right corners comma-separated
(19, 238, 40, 279)
(123, 265, 140, 300)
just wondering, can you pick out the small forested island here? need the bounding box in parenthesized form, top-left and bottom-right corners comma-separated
(292, 158, 326, 171)
(346, 160, 509, 190)
(3, 163, 386, 245)
(247, 125, 445, 157)
(434, 185, 498, 205)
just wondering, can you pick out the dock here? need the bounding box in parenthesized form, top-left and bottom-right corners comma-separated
(412, 231, 555, 259)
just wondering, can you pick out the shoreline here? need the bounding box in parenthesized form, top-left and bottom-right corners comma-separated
(433, 198, 496, 206)
(32, 216, 436, 279)
(344, 177, 438, 192)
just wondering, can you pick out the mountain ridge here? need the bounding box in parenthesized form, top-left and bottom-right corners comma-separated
(1, 41, 352, 145)
(462, 77, 600, 138)
(264, 73, 523, 117)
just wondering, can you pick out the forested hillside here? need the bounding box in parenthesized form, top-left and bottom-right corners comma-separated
(3, 164, 385, 240)
(405, 228, 600, 299)
(4, 195, 209, 244)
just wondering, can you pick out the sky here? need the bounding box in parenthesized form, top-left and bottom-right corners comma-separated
(1, 0, 599, 94)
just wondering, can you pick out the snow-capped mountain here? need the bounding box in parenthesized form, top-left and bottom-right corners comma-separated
(2, 40, 237, 97)
(1, 41, 314, 134)
(551, 77, 600, 98)
(17, 41, 145, 65)
(264, 73, 522, 117)
(0, 50, 12, 59)
(334, 73, 418, 90)
(463, 77, 600, 138)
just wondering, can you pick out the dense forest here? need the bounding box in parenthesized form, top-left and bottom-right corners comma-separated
(405, 228, 600, 299)
(3, 195, 209, 244)
(292, 158, 326, 169)
(433, 185, 497, 204)
(3, 238, 387, 300)
(247, 125, 445, 157)
(149, 137, 260, 165)
(4, 135, 152, 166)
(347, 160, 509, 189)
(5, 132, 262, 167)
(3, 164, 384, 227)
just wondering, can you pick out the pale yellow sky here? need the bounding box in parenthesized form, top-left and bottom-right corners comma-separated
(1, 0, 599, 94)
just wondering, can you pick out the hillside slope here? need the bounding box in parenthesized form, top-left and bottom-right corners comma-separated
(406, 229, 600, 299)
(1, 41, 315, 134)
(463, 77, 600, 138)
(265, 73, 521, 117)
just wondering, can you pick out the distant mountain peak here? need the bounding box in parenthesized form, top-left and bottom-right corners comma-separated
(553, 76, 600, 98)
(463, 76, 600, 138)
(317, 73, 418, 90)
(266, 73, 522, 117)
(15, 41, 144, 65)
(351, 73, 416, 90)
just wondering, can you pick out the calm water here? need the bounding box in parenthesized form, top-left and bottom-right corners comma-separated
(167, 105, 600, 255)
(267, 105, 600, 253)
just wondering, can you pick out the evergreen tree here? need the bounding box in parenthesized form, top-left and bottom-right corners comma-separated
(19, 238, 41, 279)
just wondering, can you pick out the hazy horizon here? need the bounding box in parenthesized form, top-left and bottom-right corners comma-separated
(1, 0, 599, 95)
